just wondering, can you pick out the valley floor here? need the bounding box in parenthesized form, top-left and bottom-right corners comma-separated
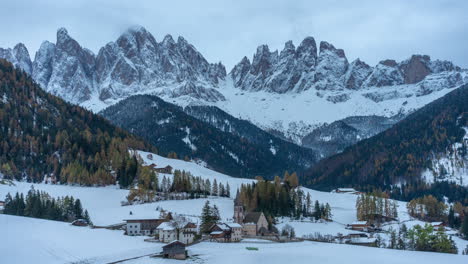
(1, 152, 467, 262)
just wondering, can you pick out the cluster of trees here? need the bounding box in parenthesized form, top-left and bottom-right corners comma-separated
(385, 224, 457, 254)
(406, 195, 447, 222)
(280, 224, 296, 239)
(200, 201, 221, 233)
(0, 60, 155, 186)
(406, 224, 458, 254)
(3, 186, 91, 224)
(236, 172, 331, 220)
(356, 192, 398, 224)
(127, 168, 230, 203)
(170, 170, 230, 198)
(303, 85, 468, 205)
(448, 202, 466, 229)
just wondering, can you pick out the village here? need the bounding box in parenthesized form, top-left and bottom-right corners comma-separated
(1, 151, 467, 262)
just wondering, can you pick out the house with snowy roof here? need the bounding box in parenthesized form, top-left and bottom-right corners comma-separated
(209, 222, 242, 242)
(157, 221, 198, 244)
(332, 188, 362, 194)
(124, 218, 169, 236)
(348, 221, 371, 231)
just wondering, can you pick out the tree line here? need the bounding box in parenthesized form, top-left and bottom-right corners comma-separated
(3, 186, 92, 224)
(127, 168, 231, 203)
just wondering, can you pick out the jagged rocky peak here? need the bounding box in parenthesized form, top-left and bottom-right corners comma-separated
(40, 27, 96, 103)
(319, 41, 346, 58)
(95, 26, 226, 101)
(231, 56, 251, 86)
(32, 41, 56, 88)
(345, 58, 373, 90)
(399, 55, 432, 84)
(363, 59, 404, 87)
(230, 36, 319, 93)
(0, 43, 32, 74)
(280, 40, 295, 59)
(251, 44, 278, 76)
(162, 34, 176, 47)
(296, 36, 317, 69)
(315, 41, 348, 90)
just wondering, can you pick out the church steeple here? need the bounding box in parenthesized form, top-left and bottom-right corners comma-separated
(233, 190, 244, 224)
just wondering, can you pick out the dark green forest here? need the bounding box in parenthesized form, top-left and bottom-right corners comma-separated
(0, 59, 156, 185)
(302, 85, 468, 205)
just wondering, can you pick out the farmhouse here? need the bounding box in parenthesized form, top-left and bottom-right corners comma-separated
(154, 165, 173, 174)
(157, 222, 177, 242)
(348, 221, 370, 231)
(209, 223, 242, 242)
(124, 218, 168, 236)
(157, 221, 198, 244)
(333, 188, 362, 194)
(71, 219, 88, 227)
(162, 240, 187, 260)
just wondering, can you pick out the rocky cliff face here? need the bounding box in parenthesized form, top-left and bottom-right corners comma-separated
(1, 26, 226, 105)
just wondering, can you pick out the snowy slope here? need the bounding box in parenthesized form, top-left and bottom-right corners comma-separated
(0, 214, 158, 264)
(171, 77, 466, 143)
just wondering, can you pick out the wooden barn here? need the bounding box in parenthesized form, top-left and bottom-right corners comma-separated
(154, 165, 173, 174)
(162, 240, 186, 260)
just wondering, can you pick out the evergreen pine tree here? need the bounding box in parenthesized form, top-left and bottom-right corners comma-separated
(461, 215, 468, 239)
(212, 179, 218, 196)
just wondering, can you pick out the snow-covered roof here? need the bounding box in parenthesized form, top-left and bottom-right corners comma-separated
(157, 222, 175, 231)
(351, 221, 368, 225)
(337, 188, 357, 192)
(163, 240, 185, 248)
(350, 237, 377, 244)
(210, 231, 224, 235)
(216, 223, 231, 231)
(226, 222, 242, 228)
(123, 216, 163, 221)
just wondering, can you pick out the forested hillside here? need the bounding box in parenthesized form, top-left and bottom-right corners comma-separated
(101, 95, 318, 178)
(302, 85, 468, 204)
(0, 59, 155, 185)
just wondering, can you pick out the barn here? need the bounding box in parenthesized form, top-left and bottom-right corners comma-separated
(162, 240, 186, 260)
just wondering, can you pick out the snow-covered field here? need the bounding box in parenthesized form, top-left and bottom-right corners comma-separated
(2, 215, 466, 264)
(0, 214, 159, 264)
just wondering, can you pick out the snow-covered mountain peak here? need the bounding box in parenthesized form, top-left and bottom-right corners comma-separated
(0, 43, 32, 74)
(162, 34, 176, 46)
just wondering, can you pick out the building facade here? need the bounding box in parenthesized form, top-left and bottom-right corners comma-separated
(209, 223, 243, 242)
(125, 218, 167, 236)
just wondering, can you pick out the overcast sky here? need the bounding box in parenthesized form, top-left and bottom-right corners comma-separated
(1, 0, 467, 70)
